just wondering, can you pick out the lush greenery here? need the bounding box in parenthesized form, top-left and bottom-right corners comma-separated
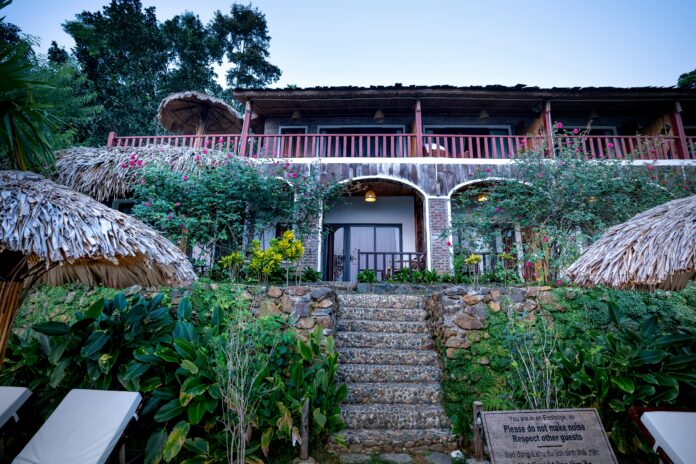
(442, 284, 696, 460)
(0, 1, 101, 171)
(450, 127, 696, 283)
(1, 291, 346, 463)
(678, 68, 696, 88)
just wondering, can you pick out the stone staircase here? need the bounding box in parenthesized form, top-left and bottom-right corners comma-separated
(332, 294, 457, 453)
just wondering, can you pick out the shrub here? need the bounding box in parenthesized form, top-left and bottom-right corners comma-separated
(0, 292, 345, 463)
(356, 269, 377, 284)
(301, 267, 323, 283)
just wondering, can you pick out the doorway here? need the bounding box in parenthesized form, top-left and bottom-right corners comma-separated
(324, 224, 402, 281)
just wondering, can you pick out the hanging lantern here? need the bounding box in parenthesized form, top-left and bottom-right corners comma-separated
(364, 190, 377, 202)
(476, 193, 489, 202)
(373, 109, 385, 123)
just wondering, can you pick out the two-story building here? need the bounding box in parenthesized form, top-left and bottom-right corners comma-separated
(80, 85, 696, 281)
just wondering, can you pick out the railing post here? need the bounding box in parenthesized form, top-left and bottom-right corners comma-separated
(670, 101, 688, 159)
(542, 101, 554, 157)
(240, 101, 252, 157)
(300, 398, 309, 460)
(473, 400, 485, 462)
(414, 100, 423, 157)
(107, 131, 116, 147)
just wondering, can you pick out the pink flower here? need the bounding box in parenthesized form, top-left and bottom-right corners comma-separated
(556, 279, 563, 286)
(128, 160, 135, 167)
(201, 149, 207, 155)
(292, 173, 297, 178)
(130, 154, 136, 160)
(227, 153, 233, 158)
(145, 202, 150, 207)
(651, 175, 657, 180)
(572, 128, 579, 134)
(120, 163, 128, 169)
(167, 213, 173, 220)
(194, 155, 201, 162)
(218, 137, 223, 143)
(182, 175, 188, 182)
(495, 207, 501, 213)
(447, 241, 452, 247)
(287, 173, 292, 178)
(520, 139, 527, 144)
(556, 122, 563, 129)
(140, 178, 145, 184)
(175, 202, 181, 207)
(485, 168, 492, 173)
(543, 236, 549, 243)
(607, 142, 614, 148)
(136, 159, 143, 167)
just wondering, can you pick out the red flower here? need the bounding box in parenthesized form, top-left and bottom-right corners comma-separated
(646, 164, 654, 171)
(194, 155, 201, 162)
(201, 149, 207, 155)
(182, 175, 188, 181)
(485, 168, 492, 173)
(447, 241, 452, 247)
(543, 236, 549, 243)
(556, 279, 563, 285)
(130, 154, 136, 160)
(120, 163, 128, 169)
(572, 128, 579, 134)
(292, 173, 298, 178)
(556, 122, 563, 129)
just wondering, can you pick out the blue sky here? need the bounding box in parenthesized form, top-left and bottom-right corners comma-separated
(5, 0, 696, 88)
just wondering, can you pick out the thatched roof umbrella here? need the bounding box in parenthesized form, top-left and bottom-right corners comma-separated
(157, 91, 242, 137)
(566, 195, 696, 291)
(0, 170, 196, 362)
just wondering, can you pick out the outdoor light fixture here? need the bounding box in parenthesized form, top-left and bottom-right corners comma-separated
(476, 193, 489, 202)
(479, 109, 490, 121)
(373, 109, 385, 123)
(364, 190, 377, 202)
(291, 110, 302, 120)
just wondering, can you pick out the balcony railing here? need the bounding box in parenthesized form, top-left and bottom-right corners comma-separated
(107, 132, 696, 160)
(357, 250, 427, 281)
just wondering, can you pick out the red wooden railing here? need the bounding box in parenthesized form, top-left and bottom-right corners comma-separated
(107, 132, 696, 160)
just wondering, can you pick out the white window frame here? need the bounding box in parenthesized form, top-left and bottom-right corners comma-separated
(422, 124, 513, 134)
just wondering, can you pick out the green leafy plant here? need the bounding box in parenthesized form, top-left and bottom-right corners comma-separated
(356, 269, 377, 284)
(301, 267, 323, 283)
(218, 250, 244, 282)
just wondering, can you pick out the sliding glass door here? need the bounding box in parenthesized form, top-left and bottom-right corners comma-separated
(324, 224, 402, 281)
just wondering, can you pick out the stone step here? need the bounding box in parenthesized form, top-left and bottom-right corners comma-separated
(338, 319, 429, 334)
(346, 382, 443, 404)
(338, 364, 441, 383)
(339, 348, 438, 365)
(338, 307, 426, 322)
(336, 332, 433, 350)
(331, 428, 457, 453)
(338, 294, 423, 309)
(341, 404, 450, 430)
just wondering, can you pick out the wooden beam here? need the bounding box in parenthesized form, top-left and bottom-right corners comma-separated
(670, 101, 688, 159)
(542, 101, 554, 157)
(240, 101, 252, 156)
(414, 100, 423, 157)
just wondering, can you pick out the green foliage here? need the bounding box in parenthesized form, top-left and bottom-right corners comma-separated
(218, 251, 244, 281)
(678, 68, 696, 88)
(301, 267, 323, 283)
(557, 301, 696, 460)
(389, 269, 440, 284)
(1, 291, 345, 462)
(356, 269, 377, 284)
(248, 240, 283, 285)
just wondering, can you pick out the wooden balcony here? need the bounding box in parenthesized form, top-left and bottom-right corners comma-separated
(107, 132, 696, 160)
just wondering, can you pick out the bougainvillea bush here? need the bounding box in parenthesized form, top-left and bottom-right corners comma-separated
(450, 126, 696, 282)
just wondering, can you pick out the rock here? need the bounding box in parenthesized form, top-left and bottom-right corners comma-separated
(466, 302, 488, 320)
(294, 301, 311, 317)
(259, 299, 280, 316)
(463, 293, 485, 305)
(445, 336, 469, 348)
(313, 298, 334, 309)
(446, 348, 459, 359)
(296, 317, 316, 330)
(281, 294, 293, 313)
(524, 312, 537, 323)
(267, 286, 283, 298)
(240, 290, 253, 300)
(380, 453, 413, 463)
(291, 458, 317, 464)
(483, 332, 490, 339)
(523, 299, 538, 311)
(479, 357, 490, 365)
(443, 286, 467, 296)
(490, 288, 501, 300)
(454, 313, 483, 330)
(349, 444, 363, 453)
(425, 452, 453, 464)
(210, 283, 219, 291)
(310, 287, 331, 300)
(488, 301, 501, 312)
(64, 292, 76, 304)
(507, 287, 528, 303)
(315, 316, 332, 329)
(338, 454, 370, 464)
(287, 286, 311, 296)
(124, 285, 142, 296)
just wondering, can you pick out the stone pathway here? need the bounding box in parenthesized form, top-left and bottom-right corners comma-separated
(331, 294, 457, 454)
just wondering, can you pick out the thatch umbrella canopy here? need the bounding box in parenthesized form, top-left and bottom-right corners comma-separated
(157, 91, 242, 135)
(566, 195, 696, 291)
(0, 170, 196, 361)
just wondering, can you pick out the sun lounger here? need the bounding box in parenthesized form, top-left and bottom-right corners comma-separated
(12, 389, 141, 464)
(640, 411, 696, 464)
(0, 387, 31, 428)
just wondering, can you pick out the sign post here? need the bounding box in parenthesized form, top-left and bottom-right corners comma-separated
(482, 408, 617, 464)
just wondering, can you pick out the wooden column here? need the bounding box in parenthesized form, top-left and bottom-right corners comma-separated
(414, 100, 423, 157)
(542, 101, 554, 157)
(472, 400, 485, 462)
(239, 101, 252, 157)
(0, 281, 24, 365)
(670, 101, 688, 159)
(107, 131, 116, 147)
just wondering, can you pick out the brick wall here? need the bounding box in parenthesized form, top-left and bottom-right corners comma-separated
(428, 197, 452, 274)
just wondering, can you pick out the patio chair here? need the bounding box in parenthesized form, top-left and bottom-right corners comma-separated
(12, 389, 142, 464)
(0, 387, 31, 429)
(629, 406, 696, 464)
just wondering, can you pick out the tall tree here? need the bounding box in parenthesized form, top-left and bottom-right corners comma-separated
(47, 41, 69, 65)
(678, 69, 696, 89)
(64, 0, 168, 140)
(161, 12, 222, 96)
(211, 4, 281, 88)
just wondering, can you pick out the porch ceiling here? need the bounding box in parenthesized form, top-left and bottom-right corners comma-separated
(345, 179, 421, 198)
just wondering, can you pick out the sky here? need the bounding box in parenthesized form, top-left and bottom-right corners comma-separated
(4, 0, 696, 89)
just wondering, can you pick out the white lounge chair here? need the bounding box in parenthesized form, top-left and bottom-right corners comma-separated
(0, 387, 31, 429)
(640, 411, 696, 464)
(13, 389, 141, 464)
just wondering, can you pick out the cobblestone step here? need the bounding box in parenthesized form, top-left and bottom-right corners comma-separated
(341, 404, 450, 430)
(336, 331, 433, 350)
(330, 428, 458, 453)
(338, 319, 429, 334)
(338, 364, 441, 383)
(338, 307, 426, 322)
(338, 294, 423, 309)
(338, 348, 438, 365)
(345, 382, 442, 404)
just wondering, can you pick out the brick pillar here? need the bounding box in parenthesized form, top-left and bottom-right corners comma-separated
(297, 201, 323, 273)
(428, 197, 452, 275)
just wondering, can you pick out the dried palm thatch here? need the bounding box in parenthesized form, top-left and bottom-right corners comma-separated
(54, 145, 240, 202)
(158, 91, 242, 135)
(0, 170, 196, 361)
(566, 195, 696, 291)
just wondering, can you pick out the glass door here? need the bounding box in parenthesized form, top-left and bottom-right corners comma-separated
(324, 225, 402, 281)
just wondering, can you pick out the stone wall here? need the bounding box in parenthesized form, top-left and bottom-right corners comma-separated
(243, 285, 338, 340)
(424, 285, 554, 359)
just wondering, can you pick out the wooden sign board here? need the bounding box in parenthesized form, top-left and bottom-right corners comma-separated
(482, 408, 618, 464)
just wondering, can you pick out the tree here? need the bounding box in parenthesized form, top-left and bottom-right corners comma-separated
(211, 4, 281, 88)
(47, 41, 68, 65)
(161, 12, 222, 96)
(678, 69, 696, 89)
